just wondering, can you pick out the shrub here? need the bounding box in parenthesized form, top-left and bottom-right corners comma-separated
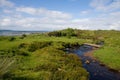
(20, 34, 27, 39)
(7, 47, 30, 56)
(18, 43, 29, 49)
(17, 49, 30, 56)
(9, 37, 16, 41)
(28, 41, 52, 52)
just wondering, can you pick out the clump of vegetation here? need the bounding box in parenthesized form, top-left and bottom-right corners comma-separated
(20, 34, 27, 39)
(28, 41, 52, 52)
(9, 37, 16, 41)
(7, 47, 88, 80)
(48, 28, 76, 38)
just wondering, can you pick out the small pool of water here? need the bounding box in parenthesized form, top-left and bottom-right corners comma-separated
(66, 45, 120, 80)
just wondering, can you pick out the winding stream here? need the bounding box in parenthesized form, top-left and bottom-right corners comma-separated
(66, 45, 120, 80)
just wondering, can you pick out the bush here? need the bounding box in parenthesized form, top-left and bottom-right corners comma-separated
(9, 37, 16, 41)
(6, 47, 30, 56)
(18, 43, 29, 49)
(47, 28, 76, 37)
(20, 34, 27, 39)
(47, 31, 62, 37)
(17, 49, 30, 56)
(28, 41, 52, 52)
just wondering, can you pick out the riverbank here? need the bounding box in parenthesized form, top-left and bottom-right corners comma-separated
(94, 47, 120, 73)
(84, 49, 120, 73)
(69, 45, 120, 80)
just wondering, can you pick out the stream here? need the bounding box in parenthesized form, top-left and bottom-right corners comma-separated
(66, 45, 120, 80)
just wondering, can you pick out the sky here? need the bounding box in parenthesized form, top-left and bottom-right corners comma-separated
(0, 0, 120, 31)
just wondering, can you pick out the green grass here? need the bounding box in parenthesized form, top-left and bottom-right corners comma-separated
(0, 34, 92, 51)
(1, 29, 120, 79)
(0, 34, 89, 80)
(94, 47, 120, 70)
(7, 46, 88, 80)
(93, 31, 120, 71)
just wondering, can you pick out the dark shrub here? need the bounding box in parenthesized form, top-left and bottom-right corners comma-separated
(17, 50, 29, 56)
(9, 37, 16, 41)
(20, 34, 27, 39)
(9, 47, 29, 56)
(48, 31, 62, 37)
(18, 43, 29, 49)
(28, 41, 52, 52)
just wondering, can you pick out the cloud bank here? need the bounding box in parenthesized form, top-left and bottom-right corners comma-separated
(0, 0, 120, 31)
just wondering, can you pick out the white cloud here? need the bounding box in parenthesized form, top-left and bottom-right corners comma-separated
(1, 11, 120, 31)
(109, 21, 120, 30)
(3, 9, 13, 13)
(16, 7, 36, 15)
(90, 0, 120, 12)
(0, 18, 12, 26)
(0, 1, 120, 31)
(0, 0, 14, 7)
(72, 18, 89, 23)
(16, 7, 72, 19)
(80, 10, 91, 14)
(110, 11, 120, 16)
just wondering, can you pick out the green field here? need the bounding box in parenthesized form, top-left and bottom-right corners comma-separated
(0, 28, 120, 79)
(93, 30, 120, 71)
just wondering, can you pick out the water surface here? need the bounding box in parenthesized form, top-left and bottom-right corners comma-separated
(67, 45, 120, 80)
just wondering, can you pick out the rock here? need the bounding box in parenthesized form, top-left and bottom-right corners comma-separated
(85, 60, 90, 64)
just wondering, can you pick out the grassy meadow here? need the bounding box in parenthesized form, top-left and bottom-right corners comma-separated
(0, 28, 120, 79)
(93, 30, 120, 71)
(0, 29, 90, 80)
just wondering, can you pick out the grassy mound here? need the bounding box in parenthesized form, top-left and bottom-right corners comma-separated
(0, 33, 89, 80)
(3, 46, 88, 80)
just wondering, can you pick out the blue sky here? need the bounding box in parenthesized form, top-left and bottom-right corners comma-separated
(0, 0, 120, 31)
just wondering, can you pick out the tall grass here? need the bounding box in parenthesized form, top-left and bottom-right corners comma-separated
(0, 56, 15, 78)
(7, 46, 88, 80)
